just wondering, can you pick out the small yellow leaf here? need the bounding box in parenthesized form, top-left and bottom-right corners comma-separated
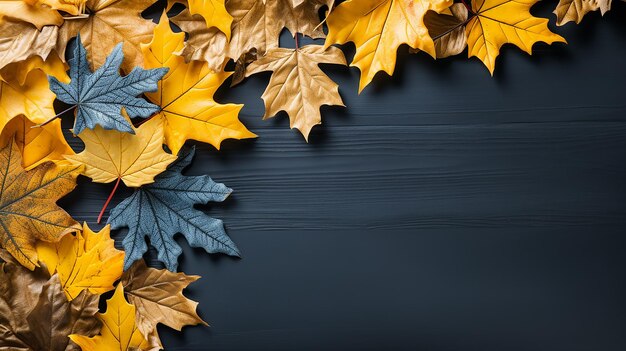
(142, 14, 255, 154)
(466, 0, 566, 74)
(69, 284, 151, 351)
(37, 222, 124, 300)
(65, 117, 177, 188)
(188, 0, 233, 40)
(0, 114, 74, 170)
(324, 0, 453, 92)
(0, 64, 56, 128)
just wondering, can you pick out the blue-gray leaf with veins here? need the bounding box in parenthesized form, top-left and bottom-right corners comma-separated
(108, 147, 240, 271)
(49, 35, 168, 134)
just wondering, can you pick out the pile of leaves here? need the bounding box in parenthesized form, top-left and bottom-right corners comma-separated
(0, 0, 619, 349)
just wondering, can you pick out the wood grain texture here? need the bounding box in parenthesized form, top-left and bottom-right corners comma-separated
(58, 4, 626, 350)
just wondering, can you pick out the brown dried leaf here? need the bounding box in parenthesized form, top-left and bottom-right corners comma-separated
(0, 20, 59, 72)
(423, 4, 468, 58)
(554, 0, 612, 25)
(171, 9, 229, 70)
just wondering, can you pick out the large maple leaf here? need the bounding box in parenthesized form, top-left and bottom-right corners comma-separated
(0, 258, 100, 351)
(0, 141, 81, 270)
(37, 223, 124, 300)
(142, 14, 255, 154)
(108, 147, 239, 271)
(49, 35, 168, 135)
(324, 0, 452, 92)
(57, 0, 158, 72)
(245, 45, 346, 139)
(122, 259, 206, 341)
(466, 0, 566, 74)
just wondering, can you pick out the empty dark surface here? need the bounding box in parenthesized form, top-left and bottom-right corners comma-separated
(61, 4, 626, 351)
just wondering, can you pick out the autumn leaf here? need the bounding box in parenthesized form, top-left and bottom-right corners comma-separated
(170, 9, 230, 71)
(422, 4, 468, 58)
(37, 223, 124, 300)
(122, 259, 206, 339)
(186, 0, 233, 39)
(324, 0, 452, 92)
(0, 141, 82, 270)
(0, 257, 100, 351)
(245, 45, 346, 139)
(49, 35, 168, 135)
(227, 0, 331, 60)
(64, 117, 177, 188)
(0, 1, 64, 29)
(57, 0, 158, 72)
(0, 20, 59, 72)
(70, 284, 151, 351)
(0, 114, 74, 170)
(554, 0, 612, 25)
(466, 0, 566, 74)
(142, 14, 255, 154)
(108, 147, 239, 271)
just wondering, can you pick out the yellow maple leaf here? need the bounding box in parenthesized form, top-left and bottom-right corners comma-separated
(466, 0, 566, 74)
(69, 284, 151, 351)
(142, 14, 255, 154)
(64, 117, 177, 188)
(0, 114, 74, 170)
(37, 222, 124, 300)
(0, 140, 82, 270)
(324, 0, 453, 92)
(187, 0, 233, 39)
(0, 0, 63, 29)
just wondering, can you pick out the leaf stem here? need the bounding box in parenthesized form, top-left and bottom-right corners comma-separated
(295, 33, 300, 50)
(31, 105, 76, 128)
(460, 0, 472, 13)
(97, 177, 121, 224)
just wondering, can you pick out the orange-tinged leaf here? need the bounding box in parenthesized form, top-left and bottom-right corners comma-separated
(0, 1, 64, 29)
(466, 0, 566, 74)
(324, 0, 453, 92)
(37, 223, 124, 300)
(0, 114, 74, 170)
(142, 14, 255, 154)
(69, 284, 151, 351)
(0, 141, 82, 270)
(64, 117, 177, 188)
(121, 259, 206, 339)
(245, 45, 346, 140)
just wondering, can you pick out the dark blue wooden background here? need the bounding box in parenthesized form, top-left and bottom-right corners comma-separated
(61, 3, 626, 350)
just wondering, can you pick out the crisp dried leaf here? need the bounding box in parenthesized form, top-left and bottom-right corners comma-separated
(37, 223, 124, 300)
(108, 147, 239, 271)
(0, 20, 58, 73)
(554, 0, 612, 25)
(171, 9, 229, 70)
(122, 260, 206, 338)
(227, 0, 330, 60)
(0, 1, 63, 29)
(57, 0, 158, 72)
(49, 35, 168, 135)
(142, 14, 255, 154)
(0, 114, 74, 170)
(0, 141, 81, 270)
(231, 48, 257, 87)
(0, 260, 100, 351)
(422, 4, 468, 58)
(324, 0, 452, 92)
(69, 284, 151, 351)
(245, 45, 346, 139)
(64, 117, 177, 188)
(466, 0, 566, 74)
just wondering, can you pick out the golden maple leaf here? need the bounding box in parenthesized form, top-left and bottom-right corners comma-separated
(64, 117, 177, 188)
(186, 0, 233, 39)
(554, 0, 612, 25)
(57, 0, 157, 72)
(0, 140, 82, 270)
(324, 0, 452, 93)
(466, 0, 566, 74)
(0, 114, 74, 170)
(0, 0, 64, 29)
(142, 14, 255, 154)
(36, 222, 124, 300)
(121, 259, 207, 340)
(69, 284, 152, 351)
(245, 45, 346, 140)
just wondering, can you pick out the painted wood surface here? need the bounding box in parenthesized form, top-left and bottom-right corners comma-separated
(61, 4, 626, 350)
